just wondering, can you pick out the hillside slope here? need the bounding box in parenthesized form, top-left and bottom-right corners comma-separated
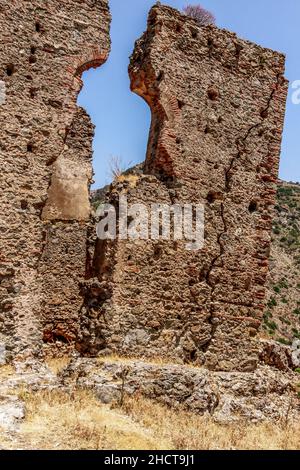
(264, 181, 300, 344)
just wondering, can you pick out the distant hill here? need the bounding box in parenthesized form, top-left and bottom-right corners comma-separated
(91, 184, 110, 209)
(264, 181, 300, 345)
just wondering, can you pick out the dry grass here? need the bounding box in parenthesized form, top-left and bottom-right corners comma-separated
(96, 354, 201, 369)
(116, 173, 139, 188)
(0, 388, 297, 450)
(12, 389, 166, 450)
(45, 357, 71, 375)
(109, 155, 133, 181)
(0, 364, 14, 379)
(1, 361, 299, 450)
(121, 396, 300, 450)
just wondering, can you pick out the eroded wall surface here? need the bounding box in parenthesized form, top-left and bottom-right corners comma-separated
(0, 2, 288, 371)
(84, 5, 288, 371)
(0, 0, 111, 361)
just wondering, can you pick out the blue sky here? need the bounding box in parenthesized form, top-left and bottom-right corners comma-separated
(78, 0, 300, 188)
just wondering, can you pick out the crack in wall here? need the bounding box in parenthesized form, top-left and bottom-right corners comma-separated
(203, 73, 283, 353)
(81, 5, 287, 369)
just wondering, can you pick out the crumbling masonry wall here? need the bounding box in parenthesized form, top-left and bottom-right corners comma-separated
(0, 2, 288, 371)
(84, 5, 288, 371)
(0, 0, 111, 361)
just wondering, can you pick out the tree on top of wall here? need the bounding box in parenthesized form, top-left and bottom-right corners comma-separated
(183, 4, 216, 26)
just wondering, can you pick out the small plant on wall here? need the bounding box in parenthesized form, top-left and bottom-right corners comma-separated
(183, 4, 216, 26)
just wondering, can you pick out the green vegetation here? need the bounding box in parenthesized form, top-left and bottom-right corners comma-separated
(279, 316, 291, 325)
(265, 183, 300, 341)
(276, 338, 292, 346)
(267, 297, 277, 309)
(275, 185, 300, 253)
(292, 329, 300, 340)
(278, 279, 289, 289)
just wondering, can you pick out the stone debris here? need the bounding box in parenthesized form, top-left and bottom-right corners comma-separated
(60, 358, 300, 423)
(0, 395, 25, 433)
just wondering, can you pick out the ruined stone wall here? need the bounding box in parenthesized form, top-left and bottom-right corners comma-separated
(0, 2, 288, 371)
(85, 5, 288, 371)
(0, 0, 111, 362)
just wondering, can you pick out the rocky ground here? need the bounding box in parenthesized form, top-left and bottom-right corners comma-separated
(0, 357, 299, 450)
